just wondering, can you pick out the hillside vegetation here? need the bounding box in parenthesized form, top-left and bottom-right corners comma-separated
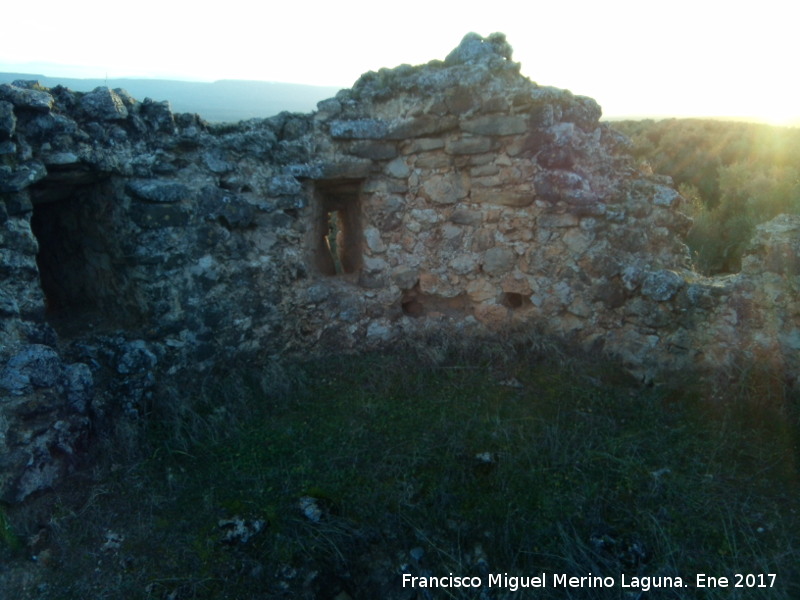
(2, 336, 798, 599)
(611, 119, 800, 274)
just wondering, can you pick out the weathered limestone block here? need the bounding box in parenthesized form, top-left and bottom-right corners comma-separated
(141, 98, 177, 133)
(421, 171, 470, 205)
(0, 162, 47, 193)
(314, 97, 342, 121)
(592, 278, 627, 309)
(448, 253, 479, 274)
(450, 208, 482, 226)
(199, 186, 255, 228)
(1, 412, 90, 503)
(652, 184, 682, 207)
(364, 226, 386, 253)
(621, 265, 646, 291)
(471, 173, 507, 188)
(445, 136, 497, 155)
(562, 227, 595, 255)
(441, 86, 481, 115)
(41, 151, 80, 167)
(204, 150, 234, 174)
(474, 303, 509, 327)
(461, 114, 528, 136)
(641, 270, 685, 302)
(392, 267, 419, 290)
(500, 274, 533, 296)
(126, 179, 191, 203)
(368, 194, 405, 230)
(478, 96, 510, 114)
(0, 345, 62, 395)
(414, 152, 452, 169)
(684, 282, 724, 310)
(562, 95, 603, 131)
(471, 229, 494, 252)
(534, 169, 592, 204)
(347, 141, 398, 160)
(470, 187, 533, 207)
(318, 159, 373, 179)
(385, 157, 410, 179)
(329, 119, 388, 139)
(419, 272, 460, 297)
(80, 87, 129, 121)
(444, 31, 513, 65)
(362, 255, 388, 274)
(386, 115, 458, 139)
(266, 174, 303, 197)
(742, 214, 800, 276)
(0, 249, 39, 277)
(538, 213, 580, 228)
(408, 208, 442, 231)
(401, 138, 445, 154)
(482, 246, 516, 275)
(470, 164, 500, 177)
(467, 278, 498, 303)
(0, 101, 15, 139)
(0, 83, 54, 112)
(366, 319, 395, 341)
(0, 287, 20, 317)
(4, 408, 83, 490)
(64, 363, 94, 414)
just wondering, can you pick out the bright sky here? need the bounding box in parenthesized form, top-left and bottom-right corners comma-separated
(2, 0, 797, 124)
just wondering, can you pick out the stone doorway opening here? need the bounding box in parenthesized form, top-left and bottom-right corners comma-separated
(313, 179, 364, 276)
(30, 196, 89, 316)
(28, 177, 137, 332)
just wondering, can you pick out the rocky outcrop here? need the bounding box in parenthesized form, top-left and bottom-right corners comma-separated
(1, 33, 798, 501)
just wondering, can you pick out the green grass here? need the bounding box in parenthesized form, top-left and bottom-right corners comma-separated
(0, 504, 21, 551)
(3, 338, 799, 599)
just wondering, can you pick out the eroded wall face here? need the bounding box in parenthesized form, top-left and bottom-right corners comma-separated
(1, 35, 799, 501)
(291, 59, 699, 373)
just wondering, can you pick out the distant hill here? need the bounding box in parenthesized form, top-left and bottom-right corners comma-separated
(0, 73, 343, 122)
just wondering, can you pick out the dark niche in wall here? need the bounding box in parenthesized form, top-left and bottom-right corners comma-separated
(400, 284, 472, 319)
(30, 193, 100, 318)
(502, 291, 532, 310)
(28, 178, 140, 332)
(313, 179, 364, 276)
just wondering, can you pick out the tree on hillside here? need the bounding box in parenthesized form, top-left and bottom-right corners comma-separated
(611, 119, 800, 274)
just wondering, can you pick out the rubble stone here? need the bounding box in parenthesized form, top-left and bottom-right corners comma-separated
(0, 32, 798, 503)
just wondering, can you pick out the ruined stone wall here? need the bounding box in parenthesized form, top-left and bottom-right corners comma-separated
(1, 33, 798, 502)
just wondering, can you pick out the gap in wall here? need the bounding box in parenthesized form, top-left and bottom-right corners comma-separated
(28, 180, 137, 335)
(313, 179, 364, 277)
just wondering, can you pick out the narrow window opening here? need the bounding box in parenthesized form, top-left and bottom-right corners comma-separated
(313, 179, 364, 276)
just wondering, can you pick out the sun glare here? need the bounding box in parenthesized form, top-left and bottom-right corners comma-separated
(2, 1, 796, 125)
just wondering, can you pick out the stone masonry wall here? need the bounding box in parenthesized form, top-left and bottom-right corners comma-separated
(1, 33, 798, 502)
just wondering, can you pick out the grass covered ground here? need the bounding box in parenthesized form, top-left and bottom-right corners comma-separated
(2, 334, 799, 599)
